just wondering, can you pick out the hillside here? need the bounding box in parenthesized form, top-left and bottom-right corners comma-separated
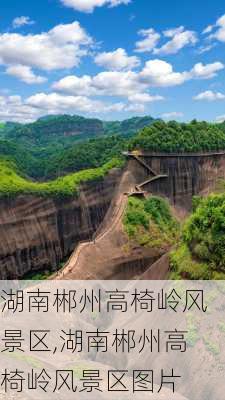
(130, 120, 225, 152)
(0, 158, 123, 199)
(0, 114, 156, 146)
(104, 116, 156, 137)
(0, 134, 126, 180)
(0, 114, 156, 180)
(1, 117, 225, 279)
(170, 192, 225, 279)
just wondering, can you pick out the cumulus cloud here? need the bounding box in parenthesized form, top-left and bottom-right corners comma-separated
(52, 75, 95, 96)
(6, 65, 47, 84)
(2, 59, 224, 123)
(161, 111, 184, 120)
(26, 92, 110, 113)
(0, 90, 154, 123)
(128, 93, 164, 103)
(153, 26, 197, 55)
(0, 22, 92, 73)
(190, 62, 224, 79)
(53, 70, 145, 97)
(140, 59, 188, 87)
(92, 70, 143, 97)
(12, 16, 35, 29)
(135, 28, 160, 53)
(53, 59, 224, 105)
(0, 93, 130, 123)
(202, 25, 214, 35)
(193, 90, 225, 101)
(0, 93, 138, 123)
(53, 75, 95, 96)
(210, 14, 225, 42)
(163, 26, 184, 38)
(60, 0, 130, 13)
(0, 95, 40, 123)
(26, 91, 149, 116)
(94, 48, 140, 70)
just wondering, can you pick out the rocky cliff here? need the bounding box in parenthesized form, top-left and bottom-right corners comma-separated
(0, 169, 121, 279)
(128, 152, 225, 210)
(1, 152, 225, 279)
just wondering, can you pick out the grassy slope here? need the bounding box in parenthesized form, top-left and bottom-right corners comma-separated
(123, 196, 179, 249)
(0, 158, 123, 199)
(170, 193, 225, 279)
(123, 193, 225, 280)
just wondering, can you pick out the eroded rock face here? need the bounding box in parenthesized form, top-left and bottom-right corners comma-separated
(0, 169, 121, 278)
(128, 153, 225, 210)
(1, 153, 225, 279)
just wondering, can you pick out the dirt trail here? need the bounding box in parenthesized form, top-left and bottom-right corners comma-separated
(55, 169, 136, 280)
(55, 157, 171, 280)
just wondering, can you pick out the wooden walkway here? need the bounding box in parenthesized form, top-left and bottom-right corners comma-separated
(124, 151, 168, 194)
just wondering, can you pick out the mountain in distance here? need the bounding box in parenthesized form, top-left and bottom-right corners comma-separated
(0, 114, 157, 146)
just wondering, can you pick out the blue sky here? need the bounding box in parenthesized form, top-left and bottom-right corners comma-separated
(0, 0, 225, 123)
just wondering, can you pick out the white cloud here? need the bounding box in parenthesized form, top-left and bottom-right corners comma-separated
(161, 111, 184, 120)
(163, 26, 184, 38)
(26, 92, 131, 115)
(202, 25, 214, 35)
(140, 59, 189, 87)
(92, 70, 143, 96)
(0, 95, 40, 123)
(0, 93, 134, 123)
(135, 28, 160, 53)
(53, 59, 224, 105)
(0, 22, 92, 72)
(94, 48, 140, 70)
(0, 91, 150, 123)
(53, 71, 164, 104)
(216, 114, 225, 123)
(210, 14, 225, 42)
(53, 75, 95, 95)
(190, 62, 224, 79)
(6, 65, 47, 84)
(197, 43, 216, 54)
(125, 103, 146, 113)
(154, 26, 197, 55)
(193, 90, 225, 101)
(53, 70, 145, 97)
(128, 93, 164, 103)
(60, 0, 130, 13)
(12, 16, 35, 29)
(26, 92, 103, 113)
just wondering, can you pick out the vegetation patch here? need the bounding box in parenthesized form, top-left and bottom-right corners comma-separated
(129, 120, 225, 153)
(170, 243, 210, 280)
(0, 157, 123, 199)
(123, 196, 179, 249)
(170, 193, 225, 279)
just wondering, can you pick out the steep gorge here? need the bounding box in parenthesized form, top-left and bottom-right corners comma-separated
(0, 169, 122, 278)
(0, 152, 225, 279)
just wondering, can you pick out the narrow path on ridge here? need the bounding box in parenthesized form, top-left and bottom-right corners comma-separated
(54, 155, 169, 280)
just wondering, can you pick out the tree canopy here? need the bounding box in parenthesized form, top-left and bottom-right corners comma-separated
(129, 120, 225, 153)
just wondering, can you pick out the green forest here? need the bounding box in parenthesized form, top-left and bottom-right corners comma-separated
(130, 120, 225, 153)
(0, 158, 123, 198)
(123, 196, 179, 249)
(1, 115, 225, 277)
(0, 114, 155, 180)
(170, 193, 225, 279)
